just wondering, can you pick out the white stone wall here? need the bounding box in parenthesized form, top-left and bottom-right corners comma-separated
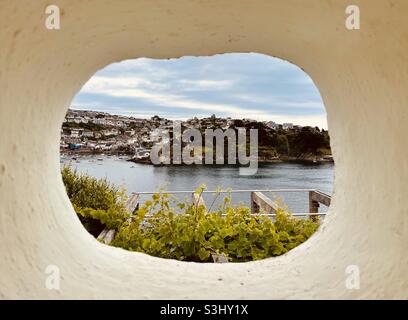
(0, 0, 407, 299)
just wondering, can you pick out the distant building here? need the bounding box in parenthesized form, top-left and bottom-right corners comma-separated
(282, 123, 294, 130)
(105, 118, 115, 126)
(125, 129, 135, 136)
(93, 118, 106, 125)
(70, 129, 82, 138)
(103, 128, 119, 136)
(66, 116, 76, 123)
(82, 130, 94, 138)
(266, 121, 278, 130)
(87, 142, 96, 149)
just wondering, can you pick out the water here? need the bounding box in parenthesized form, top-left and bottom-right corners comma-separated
(61, 156, 334, 213)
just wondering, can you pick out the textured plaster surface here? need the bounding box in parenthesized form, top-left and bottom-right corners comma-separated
(0, 0, 407, 299)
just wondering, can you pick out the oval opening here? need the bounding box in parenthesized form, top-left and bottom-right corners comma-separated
(60, 53, 333, 263)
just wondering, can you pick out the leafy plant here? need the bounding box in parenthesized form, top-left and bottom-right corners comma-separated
(62, 168, 320, 262)
(111, 184, 319, 262)
(61, 166, 129, 235)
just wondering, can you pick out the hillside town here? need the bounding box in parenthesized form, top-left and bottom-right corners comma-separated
(61, 109, 332, 163)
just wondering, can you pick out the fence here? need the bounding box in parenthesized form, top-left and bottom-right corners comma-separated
(97, 189, 331, 245)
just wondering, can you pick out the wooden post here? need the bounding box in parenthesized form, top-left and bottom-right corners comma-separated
(309, 191, 320, 221)
(251, 192, 279, 215)
(308, 190, 331, 220)
(126, 193, 140, 215)
(211, 253, 229, 263)
(251, 192, 259, 215)
(97, 193, 139, 244)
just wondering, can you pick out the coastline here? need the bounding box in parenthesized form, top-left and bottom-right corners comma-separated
(125, 158, 334, 166)
(60, 150, 334, 165)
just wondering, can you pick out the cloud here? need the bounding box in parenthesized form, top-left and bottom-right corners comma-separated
(80, 76, 269, 116)
(73, 53, 328, 129)
(177, 79, 234, 91)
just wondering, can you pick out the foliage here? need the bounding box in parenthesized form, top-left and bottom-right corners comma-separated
(62, 169, 320, 262)
(111, 184, 319, 262)
(61, 166, 129, 234)
(64, 116, 331, 160)
(227, 122, 330, 158)
(286, 126, 330, 156)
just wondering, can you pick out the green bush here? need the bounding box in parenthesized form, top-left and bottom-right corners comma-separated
(111, 185, 319, 262)
(61, 166, 129, 235)
(61, 168, 320, 262)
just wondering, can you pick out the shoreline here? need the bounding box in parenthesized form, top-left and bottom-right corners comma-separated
(125, 159, 334, 166)
(60, 151, 334, 165)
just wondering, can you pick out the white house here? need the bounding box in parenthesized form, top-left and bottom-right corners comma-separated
(266, 121, 278, 130)
(70, 129, 82, 138)
(82, 130, 94, 138)
(103, 128, 119, 136)
(125, 129, 135, 136)
(282, 123, 294, 130)
(93, 118, 106, 125)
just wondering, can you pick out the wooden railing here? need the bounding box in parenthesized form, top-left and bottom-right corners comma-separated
(97, 193, 140, 244)
(250, 189, 331, 220)
(97, 189, 331, 245)
(308, 190, 331, 220)
(251, 191, 280, 215)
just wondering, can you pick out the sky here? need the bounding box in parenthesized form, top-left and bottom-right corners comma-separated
(73, 53, 327, 129)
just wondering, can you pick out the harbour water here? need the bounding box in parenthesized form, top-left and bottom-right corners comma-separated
(61, 156, 334, 213)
